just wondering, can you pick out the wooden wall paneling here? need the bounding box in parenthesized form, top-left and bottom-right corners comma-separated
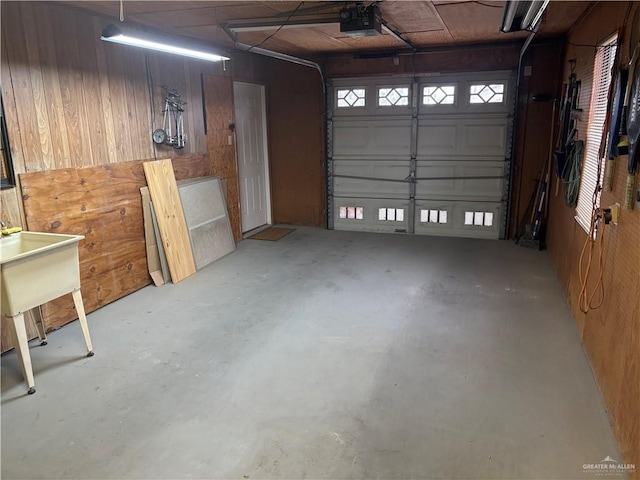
(92, 17, 118, 164)
(509, 42, 564, 238)
(75, 12, 111, 166)
(264, 61, 325, 227)
(322, 45, 520, 78)
(32, 3, 72, 166)
(143, 159, 196, 283)
(183, 62, 199, 154)
(122, 47, 154, 162)
(546, 2, 640, 475)
(49, 5, 94, 169)
(204, 74, 242, 240)
(102, 40, 136, 165)
(1, 3, 45, 172)
(19, 2, 56, 171)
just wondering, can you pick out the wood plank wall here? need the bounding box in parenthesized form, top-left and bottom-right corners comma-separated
(546, 2, 639, 474)
(263, 60, 325, 227)
(510, 42, 564, 238)
(204, 74, 242, 240)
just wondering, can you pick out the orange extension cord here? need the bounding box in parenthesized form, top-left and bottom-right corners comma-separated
(578, 163, 606, 314)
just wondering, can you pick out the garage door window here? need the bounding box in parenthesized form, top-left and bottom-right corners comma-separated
(337, 88, 366, 108)
(378, 87, 409, 106)
(464, 211, 494, 226)
(339, 206, 364, 219)
(423, 85, 456, 105)
(420, 209, 448, 224)
(469, 83, 505, 104)
(379, 208, 404, 221)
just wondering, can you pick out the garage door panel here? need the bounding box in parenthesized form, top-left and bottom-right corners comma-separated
(415, 200, 501, 238)
(334, 160, 409, 198)
(465, 123, 507, 153)
(417, 118, 508, 159)
(334, 198, 409, 233)
(417, 124, 458, 153)
(415, 161, 504, 201)
(333, 119, 411, 157)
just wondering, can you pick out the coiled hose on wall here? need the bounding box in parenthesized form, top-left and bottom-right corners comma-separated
(561, 140, 584, 207)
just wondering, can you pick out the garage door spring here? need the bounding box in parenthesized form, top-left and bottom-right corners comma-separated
(332, 174, 508, 183)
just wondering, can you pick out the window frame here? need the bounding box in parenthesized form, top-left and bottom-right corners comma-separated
(377, 85, 410, 107)
(575, 34, 618, 233)
(468, 82, 507, 105)
(422, 84, 457, 106)
(336, 87, 367, 109)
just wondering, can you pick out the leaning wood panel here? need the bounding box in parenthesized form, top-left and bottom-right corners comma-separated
(17, 155, 209, 331)
(143, 159, 196, 283)
(20, 160, 150, 328)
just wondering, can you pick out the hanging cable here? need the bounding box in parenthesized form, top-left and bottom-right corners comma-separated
(119, 0, 124, 22)
(562, 140, 583, 206)
(578, 148, 607, 314)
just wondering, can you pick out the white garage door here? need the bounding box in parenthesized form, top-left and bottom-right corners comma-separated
(328, 72, 513, 239)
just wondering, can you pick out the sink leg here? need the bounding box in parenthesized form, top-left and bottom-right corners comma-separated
(31, 307, 48, 346)
(72, 290, 94, 356)
(6, 313, 36, 394)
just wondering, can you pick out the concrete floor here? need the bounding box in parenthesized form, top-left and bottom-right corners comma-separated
(1, 227, 622, 479)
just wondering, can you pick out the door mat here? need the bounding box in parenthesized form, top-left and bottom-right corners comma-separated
(248, 227, 295, 241)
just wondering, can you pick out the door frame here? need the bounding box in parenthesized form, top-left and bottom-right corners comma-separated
(233, 81, 272, 231)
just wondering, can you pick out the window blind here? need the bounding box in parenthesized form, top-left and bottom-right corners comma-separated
(575, 37, 617, 233)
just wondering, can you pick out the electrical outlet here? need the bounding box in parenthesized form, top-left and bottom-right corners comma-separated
(609, 203, 620, 225)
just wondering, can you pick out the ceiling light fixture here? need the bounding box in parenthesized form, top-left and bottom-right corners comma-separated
(500, 0, 550, 33)
(101, 25, 230, 62)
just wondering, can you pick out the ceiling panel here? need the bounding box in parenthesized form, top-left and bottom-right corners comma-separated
(60, 1, 589, 56)
(380, 1, 446, 34)
(537, 1, 592, 36)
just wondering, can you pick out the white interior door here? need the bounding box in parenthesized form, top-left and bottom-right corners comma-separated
(234, 82, 270, 233)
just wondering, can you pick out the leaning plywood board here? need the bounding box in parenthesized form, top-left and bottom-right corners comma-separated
(149, 202, 171, 284)
(178, 177, 235, 270)
(140, 186, 164, 287)
(143, 159, 196, 283)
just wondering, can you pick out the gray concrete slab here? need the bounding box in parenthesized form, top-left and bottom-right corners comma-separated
(1, 227, 623, 479)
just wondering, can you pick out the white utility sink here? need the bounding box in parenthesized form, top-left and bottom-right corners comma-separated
(0, 231, 94, 395)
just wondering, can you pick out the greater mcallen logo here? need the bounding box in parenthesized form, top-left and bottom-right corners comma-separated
(583, 456, 636, 476)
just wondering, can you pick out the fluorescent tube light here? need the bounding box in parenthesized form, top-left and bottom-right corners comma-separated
(524, 0, 550, 31)
(500, 0, 549, 33)
(101, 25, 230, 62)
